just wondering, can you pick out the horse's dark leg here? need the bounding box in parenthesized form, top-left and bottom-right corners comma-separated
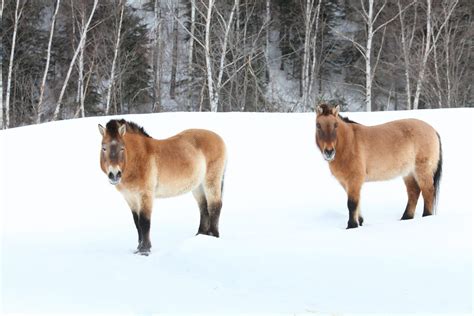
(418, 174, 435, 217)
(347, 182, 363, 229)
(134, 195, 153, 255)
(401, 176, 421, 220)
(132, 211, 143, 245)
(193, 186, 210, 235)
(208, 200, 222, 238)
(136, 212, 152, 255)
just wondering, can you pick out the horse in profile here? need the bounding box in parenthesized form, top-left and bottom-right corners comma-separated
(99, 119, 227, 255)
(315, 103, 442, 228)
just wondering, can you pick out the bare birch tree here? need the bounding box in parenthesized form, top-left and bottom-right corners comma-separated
(4, 0, 24, 128)
(186, 0, 196, 109)
(53, 0, 98, 121)
(0, 0, 5, 129)
(170, 4, 179, 100)
(301, 0, 322, 111)
(204, 0, 237, 112)
(105, 1, 125, 115)
(151, 0, 162, 112)
(398, 0, 418, 110)
(412, 0, 458, 109)
(36, 0, 61, 124)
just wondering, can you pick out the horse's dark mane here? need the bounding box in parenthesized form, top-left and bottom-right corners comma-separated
(339, 115, 359, 125)
(318, 103, 359, 125)
(106, 119, 152, 138)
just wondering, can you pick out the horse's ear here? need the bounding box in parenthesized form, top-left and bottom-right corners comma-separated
(332, 104, 340, 116)
(118, 124, 126, 136)
(316, 104, 324, 115)
(98, 124, 105, 137)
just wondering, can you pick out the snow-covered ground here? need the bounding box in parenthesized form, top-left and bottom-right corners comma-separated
(0, 109, 472, 315)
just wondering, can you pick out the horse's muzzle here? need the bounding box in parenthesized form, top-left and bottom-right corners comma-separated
(108, 170, 122, 185)
(323, 148, 336, 161)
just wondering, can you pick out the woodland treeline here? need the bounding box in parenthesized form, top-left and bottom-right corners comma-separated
(1, 0, 473, 128)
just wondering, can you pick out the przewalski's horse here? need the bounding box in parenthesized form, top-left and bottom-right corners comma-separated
(99, 119, 227, 255)
(315, 103, 442, 229)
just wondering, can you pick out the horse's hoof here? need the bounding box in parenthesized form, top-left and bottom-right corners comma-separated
(346, 222, 359, 229)
(134, 249, 150, 256)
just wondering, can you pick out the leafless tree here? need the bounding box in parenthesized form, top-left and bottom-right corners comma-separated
(4, 0, 24, 128)
(105, 0, 125, 115)
(0, 0, 5, 128)
(36, 0, 61, 124)
(53, 0, 98, 121)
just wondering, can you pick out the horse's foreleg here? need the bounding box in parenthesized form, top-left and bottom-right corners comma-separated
(346, 182, 363, 229)
(136, 196, 153, 255)
(132, 211, 142, 245)
(401, 175, 421, 220)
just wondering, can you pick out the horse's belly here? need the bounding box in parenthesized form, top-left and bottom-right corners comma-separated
(154, 164, 206, 198)
(155, 177, 201, 198)
(365, 160, 414, 182)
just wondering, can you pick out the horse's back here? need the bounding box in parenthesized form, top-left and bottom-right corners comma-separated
(153, 129, 226, 198)
(358, 119, 440, 181)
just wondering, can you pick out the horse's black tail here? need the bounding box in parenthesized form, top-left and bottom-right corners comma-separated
(220, 162, 227, 200)
(433, 132, 443, 214)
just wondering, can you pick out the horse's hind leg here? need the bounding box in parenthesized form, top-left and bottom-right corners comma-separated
(417, 172, 436, 217)
(401, 175, 421, 220)
(203, 177, 224, 238)
(192, 185, 210, 235)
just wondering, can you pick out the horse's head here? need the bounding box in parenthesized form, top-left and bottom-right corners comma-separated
(315, 103, 340, 162)
(98, 121, 127, 185)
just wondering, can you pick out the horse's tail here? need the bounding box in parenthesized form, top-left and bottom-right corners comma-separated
(220, 162, 227, 199)
(433, 132, 443, 214)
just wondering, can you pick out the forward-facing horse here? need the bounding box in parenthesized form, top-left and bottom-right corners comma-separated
(315, 103, 442, 228)
(99, 119, 227, 255)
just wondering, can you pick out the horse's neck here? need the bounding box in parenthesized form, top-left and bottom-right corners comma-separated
(336, 120, 356, 156)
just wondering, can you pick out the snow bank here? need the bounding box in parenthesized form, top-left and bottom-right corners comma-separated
(0, 109, 472, 314)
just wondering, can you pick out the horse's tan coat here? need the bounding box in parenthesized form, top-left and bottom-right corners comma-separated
(100, 121, 227, 254)
(315, 104, 442, 228)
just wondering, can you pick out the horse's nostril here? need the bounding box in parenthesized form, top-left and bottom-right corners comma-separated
(108, 172, 114, 180)
(325, 149, 334, 155)
(117, 171, 122, 178)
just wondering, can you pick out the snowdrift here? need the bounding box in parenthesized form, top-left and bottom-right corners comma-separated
(1, 109, 472, 314)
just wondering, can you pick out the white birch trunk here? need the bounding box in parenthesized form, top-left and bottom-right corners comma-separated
(105, 1, 124, 115)
(152, 0, 162, 112)
(37, 0, 60, 124)
(308, 0, 322, 109)
(5, 0, 23, 128)
(216, 0, 237, 93)
(53, 0, 98, 121)
(0, 0, 4, 128)
(204, 0, 218, 112)
(78, 12, 86, 118)
(170, 5, 179, 99)
(301, 0, 313, 111)
(265, 0, 271, 80)
(398, 0, 412, 110)
(413, 0, 431, 110)
(365, 0, 374, 112)
(187, 0, 195, 108)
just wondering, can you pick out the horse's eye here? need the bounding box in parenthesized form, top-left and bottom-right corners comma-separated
(316, 123, 321, 129)
(102, 147, 106, 152)
(334, 122, 338, 128)
(120, 147, 124, 152)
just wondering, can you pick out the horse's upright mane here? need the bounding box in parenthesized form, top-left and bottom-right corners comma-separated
(339, 115, 359, 125)
(318, 103, 359, 125)
(106, 119, 152, 138)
